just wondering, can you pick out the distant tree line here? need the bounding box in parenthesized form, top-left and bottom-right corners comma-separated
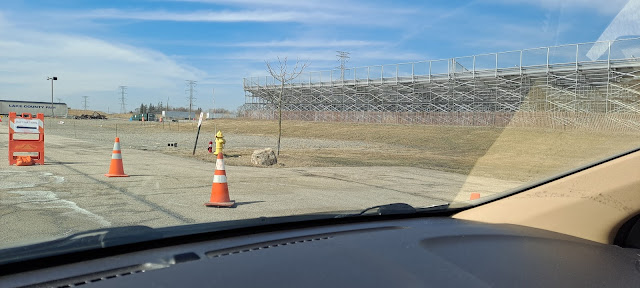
(136, 102, 231, 114)
(210, 108, 232, 114)
(137, 102, 164, 114)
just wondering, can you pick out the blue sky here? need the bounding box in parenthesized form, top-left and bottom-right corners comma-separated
(0, 0, 636, 112)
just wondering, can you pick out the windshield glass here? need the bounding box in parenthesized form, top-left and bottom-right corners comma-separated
(1, 0, 640, 251)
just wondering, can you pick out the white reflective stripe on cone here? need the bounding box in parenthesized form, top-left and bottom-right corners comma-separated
(213, 175, 227, 183)
(112, 153, 122, 159)
(113, 142, 121, 151)
(216, 159, 225, 171)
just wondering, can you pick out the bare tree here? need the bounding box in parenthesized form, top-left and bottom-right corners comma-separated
(265, 57, 310, 155)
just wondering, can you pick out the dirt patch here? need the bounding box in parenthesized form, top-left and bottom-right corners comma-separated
(67, 109, 132, 119)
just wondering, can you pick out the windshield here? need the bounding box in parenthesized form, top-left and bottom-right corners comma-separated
(1, 0, 640, 252)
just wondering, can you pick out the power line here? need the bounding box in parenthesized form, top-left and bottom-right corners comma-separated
(82, 96, 89, 111)
(336, 51, 350, 81)
(186, 80, 197, 120)
(118, 86, 127, 113)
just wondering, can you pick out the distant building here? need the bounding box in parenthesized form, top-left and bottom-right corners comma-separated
(162, 111, 198, 120)
(0, 100, 68, 117)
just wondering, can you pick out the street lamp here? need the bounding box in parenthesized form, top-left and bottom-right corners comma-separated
(47, 77, 57, 117)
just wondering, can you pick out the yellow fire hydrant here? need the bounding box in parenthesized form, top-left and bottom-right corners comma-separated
(214, 130, 225, 155)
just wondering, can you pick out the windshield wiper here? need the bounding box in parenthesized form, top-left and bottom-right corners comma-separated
(0, 225, 161, 266)
(335, 202, 450, 218)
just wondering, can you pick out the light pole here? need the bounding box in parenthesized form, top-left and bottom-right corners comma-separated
(47, 77, 58, 117)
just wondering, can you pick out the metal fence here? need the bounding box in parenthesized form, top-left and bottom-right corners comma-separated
(242, 38, 640, 130)
(244, 37, 640, 88)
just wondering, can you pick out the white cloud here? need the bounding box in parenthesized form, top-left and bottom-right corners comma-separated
(459, 21, 573, 52)
(223, 49, 424, 63)
(0, 7, 418, 110)
(138, 39, 386, 48)
(63, 0, 417, 27)
(172, 0, 416, 15)
(0, 14, 205, 110)
(79, 8, 341, 23)
(174, 0, 351, 9)
(491, 0, 630, 15)
(216, 47, 427, 79)
(228, 39, 387, 48)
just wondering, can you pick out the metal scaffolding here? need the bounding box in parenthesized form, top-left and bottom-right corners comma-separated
(243, 37, 640, 130)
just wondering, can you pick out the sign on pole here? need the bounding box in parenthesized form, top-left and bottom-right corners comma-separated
(197, 112, 204, 127)
(193, 112, 205, 155)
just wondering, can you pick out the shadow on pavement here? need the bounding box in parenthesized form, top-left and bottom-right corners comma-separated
(234, 201, 265, 207)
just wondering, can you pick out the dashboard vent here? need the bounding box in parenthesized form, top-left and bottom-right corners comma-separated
(205, 226, 404, 259)
(206, 236, 333, 258)
(24, 263, 166, 288)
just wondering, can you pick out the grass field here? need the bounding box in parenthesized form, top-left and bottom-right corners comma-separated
(139, 118, 640, 183)
(56, 110, 640, 183)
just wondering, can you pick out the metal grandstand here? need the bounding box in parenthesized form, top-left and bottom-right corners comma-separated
(243, 37, 640, 130)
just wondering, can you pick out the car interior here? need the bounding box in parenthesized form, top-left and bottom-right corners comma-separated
(1, 148, 639, 287)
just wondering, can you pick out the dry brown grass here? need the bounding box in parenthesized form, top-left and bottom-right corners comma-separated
(168, 118, 640, 182)
(93, 118, 640, 182)
(463, 127, 640, 181)
(109, 113, 136, 119)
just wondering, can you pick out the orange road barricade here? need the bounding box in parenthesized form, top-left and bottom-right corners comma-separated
(8, 112, 45, 165)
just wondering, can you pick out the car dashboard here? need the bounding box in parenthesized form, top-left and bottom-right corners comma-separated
(2, 216, 640, 287)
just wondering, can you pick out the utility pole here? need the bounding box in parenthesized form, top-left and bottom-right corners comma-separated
(47, 76, 58, 117)
(186, 80, 197, 120)
(82, 96, 89, 111)
(212, 88, 217, 133)
(118, 86, 127, 113)
(336, 51, 350, 81)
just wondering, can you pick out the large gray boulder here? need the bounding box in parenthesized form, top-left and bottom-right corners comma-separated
(251, 148, 277, 166)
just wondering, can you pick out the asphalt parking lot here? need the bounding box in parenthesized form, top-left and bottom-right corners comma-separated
(0, 119, 520, 249)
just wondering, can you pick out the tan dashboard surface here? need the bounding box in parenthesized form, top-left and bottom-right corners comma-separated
(453, 150, 640, 244)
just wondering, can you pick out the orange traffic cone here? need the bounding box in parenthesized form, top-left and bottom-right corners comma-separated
(105, 137, 129, 177)
(205, 152, 234, 207)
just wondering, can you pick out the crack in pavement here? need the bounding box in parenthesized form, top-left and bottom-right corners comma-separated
(45, 155, 194, 224)
(294, 170, 451, 203)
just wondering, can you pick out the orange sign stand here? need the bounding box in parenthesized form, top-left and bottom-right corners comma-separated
(8, 112, 45, 165)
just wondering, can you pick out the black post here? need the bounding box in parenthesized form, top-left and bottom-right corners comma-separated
(193, 125, 201, 156)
